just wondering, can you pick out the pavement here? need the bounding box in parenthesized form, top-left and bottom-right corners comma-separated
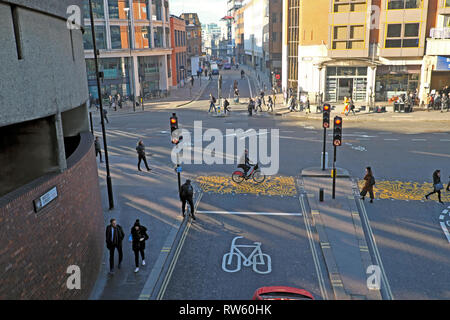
(300, 167, 383, 300)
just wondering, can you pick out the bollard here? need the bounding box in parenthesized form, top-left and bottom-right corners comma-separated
(319, 188, 324, 202)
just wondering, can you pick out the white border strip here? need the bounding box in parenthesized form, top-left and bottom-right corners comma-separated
(196, 211, 302, 216)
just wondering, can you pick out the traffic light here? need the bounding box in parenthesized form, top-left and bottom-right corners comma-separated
(170, 113, 182, 144)
(333, 116, 342, 146)
(323, 103, 330, 128)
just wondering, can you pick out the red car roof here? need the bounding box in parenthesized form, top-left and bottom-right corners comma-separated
(253, 286, 314, 300)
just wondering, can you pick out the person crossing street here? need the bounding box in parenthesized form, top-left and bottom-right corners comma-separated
(425, 170, 444, 204)
(180, 180, 196, 220)
(360, 167, 375, 203)
(136, 140, 151, 172)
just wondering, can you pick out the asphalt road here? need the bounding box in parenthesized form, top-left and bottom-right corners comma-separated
(93, 68, 450, 300)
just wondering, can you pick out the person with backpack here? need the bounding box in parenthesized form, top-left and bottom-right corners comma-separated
(130, 219, 149, 273)
(425, 170, 444, 204)
(209, 94, 217, 113)
(180, 180, 196, 220)
(360, 167, 375, 203)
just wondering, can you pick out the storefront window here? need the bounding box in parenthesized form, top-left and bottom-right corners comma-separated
(337, 67, 356, 76)
(86, 57, 131, 98)
(375, 69, 419, 101)
(154, 27, 164, 47)
(139, 56, 160, 95)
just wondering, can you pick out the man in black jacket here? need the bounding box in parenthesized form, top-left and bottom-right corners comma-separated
(105, 219, 125, 274)
(136, 140, 151, 172)
(180, 180, 196, 220)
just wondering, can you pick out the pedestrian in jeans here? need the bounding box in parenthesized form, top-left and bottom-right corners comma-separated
(100, 108, 109, 124)
(136, 140, 151, 172)
(223, 98, 231, 114)
(209, 94, 217, 113)
(180, 180, 196, 220)
(256, 96, 263, 112)
(360, 167, 375, 203)
(425, 170, 444, 204)
(105, 219, 125, 274)
(94, 136, 103, 163)
(131, 219, 149, 273)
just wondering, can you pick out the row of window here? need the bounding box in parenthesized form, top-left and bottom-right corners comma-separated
(83, 0, 168, 22)
(333, 0, 421, 12)
(83, 25, 169, 50)
(331, 23, 420, 49)
(174, 30, 186, 47)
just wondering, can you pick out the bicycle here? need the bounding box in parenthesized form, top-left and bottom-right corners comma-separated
(232, 163, 266, 184)
(222, 236, 271, 274)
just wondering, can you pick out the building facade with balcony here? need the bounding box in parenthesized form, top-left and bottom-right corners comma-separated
(83, 0, 172, 101)
(170, 15, 187, 87)
(282, 0, 447, 104)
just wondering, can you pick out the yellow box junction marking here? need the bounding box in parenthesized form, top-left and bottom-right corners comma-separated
(196, 176, 298, 197)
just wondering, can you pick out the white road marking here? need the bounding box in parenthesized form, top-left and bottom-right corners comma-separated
(440, 139, 450, 142)
(412, 139, 427, 141)
(197, 210, 302, 216)
(384, 139, 399, 141)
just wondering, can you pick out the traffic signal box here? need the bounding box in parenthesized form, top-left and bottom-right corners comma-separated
(170, 113, 180, 144)
(323, 104, 330, 128)
(333, 116, 342, 146)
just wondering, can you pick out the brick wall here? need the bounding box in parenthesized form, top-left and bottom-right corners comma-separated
(0, 133, 103, 299)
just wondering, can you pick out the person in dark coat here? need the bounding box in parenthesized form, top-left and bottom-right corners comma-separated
(136, 140, 151, 172)
(180, 180, 196, 220)
(248, 98, 255, 116)
(425, 170, 444, 204)
(95, 136, 103, 163)
(360, 167, 375, 203)
(105, 219, 125, 274)
(131, 219, 149, 273)
(223, 98, 231, 114)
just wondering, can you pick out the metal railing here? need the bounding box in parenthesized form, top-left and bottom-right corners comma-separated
(430, 27, 450, 39)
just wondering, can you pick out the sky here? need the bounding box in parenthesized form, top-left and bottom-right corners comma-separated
(169, 0, 228, 25)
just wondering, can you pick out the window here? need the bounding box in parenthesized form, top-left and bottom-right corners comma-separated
(272, 32, 277, 42)
(154, 27, 163, 47)
(83, 0, 104, 19)
(385, 23, 419, 48)
(332, 24, 365, 49)
(135, 26, 150, 48)
(446, 0, 450, 7)
(133, 0, 149, 20)
(108, 0, 128, 19)
(333, 0, 367, 13)
(110, 26, 129, 49)
(272, 13, 277, 23)
(83, 25, 107, 50)
(387, 0, 420, 9)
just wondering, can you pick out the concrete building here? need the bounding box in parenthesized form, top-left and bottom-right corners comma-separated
(170, 15, 187, 88)
(0, 0, 103, 299)
(282, 0, 449, 104)
(83, 0, 172, 100)
(180, 13, 202, 74)
(203, 23, 223, 58)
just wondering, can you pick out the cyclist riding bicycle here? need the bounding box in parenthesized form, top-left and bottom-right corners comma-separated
(241, 70, 245, 79)
(238, 149, 252, 177)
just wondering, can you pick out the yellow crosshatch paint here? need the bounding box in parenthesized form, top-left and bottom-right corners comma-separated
(196, 176, 298, 197)
(358, 180, 450, 202)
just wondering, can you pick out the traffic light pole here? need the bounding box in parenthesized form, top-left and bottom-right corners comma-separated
(332, 145, 337, 199)
(322, 128, 326, 171)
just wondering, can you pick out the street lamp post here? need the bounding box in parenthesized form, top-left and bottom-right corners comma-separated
(88, 0, 114, 210)
(124, 7, 135, 112)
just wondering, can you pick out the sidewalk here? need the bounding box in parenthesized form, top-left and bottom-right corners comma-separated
(89, 151, 201, 300)
(88, 77, 211, 116)
(300, 167, 383, 300)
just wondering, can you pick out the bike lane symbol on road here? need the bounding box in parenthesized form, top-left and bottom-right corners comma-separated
(222, 236, 272, 274)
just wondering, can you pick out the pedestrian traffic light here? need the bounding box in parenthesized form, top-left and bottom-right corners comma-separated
(333, 116, 342, 146)
(170, 113, 182, 144)
(323, 103, 330, 128)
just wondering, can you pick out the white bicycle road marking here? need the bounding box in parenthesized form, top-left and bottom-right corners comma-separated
(439, 206, 450, 244)
(197, 210, 302, 216)
(222, 236, 272, 274)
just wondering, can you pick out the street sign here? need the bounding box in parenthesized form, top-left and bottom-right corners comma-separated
(176, 166, 182, 173)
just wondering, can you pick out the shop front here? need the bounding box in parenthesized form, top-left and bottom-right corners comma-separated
(431, 56, 450, 91)
(375, 65, 420, 101)
(325, 66, 368, 102)
(138, 56, 161, 97)
(86, 57, 131, 99)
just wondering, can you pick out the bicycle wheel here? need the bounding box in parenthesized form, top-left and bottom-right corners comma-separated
(232, 171, 245, 184)
(252, 170, 266, 184)
(252, 253, 272, 274)
(222, 252, 241, 273)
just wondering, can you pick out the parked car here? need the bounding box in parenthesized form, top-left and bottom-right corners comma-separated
(224, 63, 232, 70)
(252, 286, 314, 300)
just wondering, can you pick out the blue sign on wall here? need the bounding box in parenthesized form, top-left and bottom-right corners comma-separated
(436, 56, 450, 71)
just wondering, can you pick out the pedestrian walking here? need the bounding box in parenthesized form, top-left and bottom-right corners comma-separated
(101, 108, 109, 124)
(94, 136, 103, 163)
(267, 96, 274, 112)
(305, 96, 311, 114)
(209, 94, 217, 113)
(426, 93, 432, 111)
(425, 170, 444, 204)
(224, 98, 231, 114)
(248, 98, 255, 116)
(105, 219, 125, 274)
(130, 219, 149, 273)
(343, 96, 350, 116)
(256, 96, 263, 112)
(190, 76, 195, 87)
(260, 90, 266, 106)
(136, 140, 151, 172)
(209, 71, 212, 80)
(441, 93, 448, 113)
(349, 96, 356, 115)
(360, 167, 375, 203)
(180, 180, 196, 220)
